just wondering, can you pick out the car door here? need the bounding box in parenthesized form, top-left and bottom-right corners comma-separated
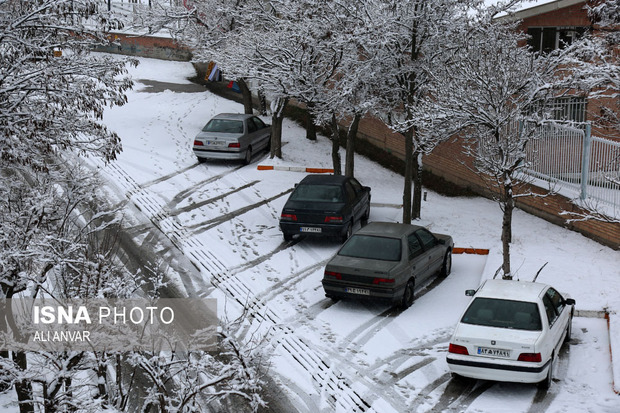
(407, 232, 428, 282)
(246, 117, 259, 149)
(414, 228, 443, 278)
(347, 178, 369, 221)
(343, 181, 359, 223)
(542, 291, 565, 356)
(251, 116, 270, 150)
(545, 288, 569, 352)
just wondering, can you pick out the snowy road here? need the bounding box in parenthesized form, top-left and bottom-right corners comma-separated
(88, 56, 619, 413)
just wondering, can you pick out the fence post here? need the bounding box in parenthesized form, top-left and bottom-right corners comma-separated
(580, 123, 592, 200)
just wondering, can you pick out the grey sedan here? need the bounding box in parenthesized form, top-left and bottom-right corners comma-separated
(322, 222, 454, 308)
(193, 113, 270, 164)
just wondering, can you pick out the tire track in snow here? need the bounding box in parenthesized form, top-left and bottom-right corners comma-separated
(98, 159, 380, 412)
(186, 188, 293, 234)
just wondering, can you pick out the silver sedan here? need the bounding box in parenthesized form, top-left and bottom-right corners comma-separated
(193, 113, 271, 164)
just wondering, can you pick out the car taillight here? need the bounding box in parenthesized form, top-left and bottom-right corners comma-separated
(448, 343, 469, 355)
(372, 278, 395, 285)
(517, 353, 542, 362)
(280, 213, 297, 222)
(193, 140, 203, 146)
(324, 271, 342, 280)
(324, 216, 343, 223)
(228, 142, 240, 148)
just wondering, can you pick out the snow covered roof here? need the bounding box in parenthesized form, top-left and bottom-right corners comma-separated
(487, 0, 587, 19)
(509, 0, 586, 19)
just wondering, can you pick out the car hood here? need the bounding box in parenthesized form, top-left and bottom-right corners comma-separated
(451, 322, 542, 352)
(195, 131, 243, 140)
(326, 255, 399, 276)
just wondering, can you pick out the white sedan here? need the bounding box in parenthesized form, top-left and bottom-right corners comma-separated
(446, 279, 575, 389)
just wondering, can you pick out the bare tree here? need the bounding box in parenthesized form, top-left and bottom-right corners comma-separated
(0, 0, 136, 172)
(366, 0, 484, 223)
(436, 6, 566, 279)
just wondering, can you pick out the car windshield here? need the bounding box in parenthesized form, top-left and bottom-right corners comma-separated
(202, 119, 244, 134)
(461, 297, 542, 331)
(338, 235, 401, 262)
(289, 184, 343, 202)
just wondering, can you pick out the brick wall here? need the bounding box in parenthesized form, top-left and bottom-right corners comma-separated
(517, 1, 591, 27)
(94, 32, 192, 61)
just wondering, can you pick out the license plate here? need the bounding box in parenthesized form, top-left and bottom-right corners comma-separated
(300, 227, 322, 233)
(206, 140, 225, 146)
(477, 346, 511, 358)
(345, 287, 370, 296)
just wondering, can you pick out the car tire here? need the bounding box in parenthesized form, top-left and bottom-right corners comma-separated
(283, 233, 293, 242)
(538, 354, 554, 390)
(450, 372, 472, 384)
(197, 156, 206, 164)
(564, 314, 573, 343)
(243, 146, 253, 165)
(440, 250, 452, 277)
(341, 222, 353, 243)
(400, 279, 415, 309)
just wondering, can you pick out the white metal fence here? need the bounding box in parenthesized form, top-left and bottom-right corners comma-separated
(524, 123, 620, 215)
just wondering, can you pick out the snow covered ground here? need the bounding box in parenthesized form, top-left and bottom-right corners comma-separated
(3, 55, 618, 412)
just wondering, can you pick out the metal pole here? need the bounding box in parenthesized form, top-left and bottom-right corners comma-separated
(580, 123, 592, 200)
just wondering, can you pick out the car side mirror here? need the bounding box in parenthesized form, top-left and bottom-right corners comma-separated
(465, 289, 476, 296)
(565, 298, 576, 306)
(437, 238, 446, 245)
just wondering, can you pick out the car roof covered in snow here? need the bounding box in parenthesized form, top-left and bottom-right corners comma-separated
(475, 279, 548, 302)
(356, 222, 424, 238)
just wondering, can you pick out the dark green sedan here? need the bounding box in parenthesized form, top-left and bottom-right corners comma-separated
(322, 222, 454, 308)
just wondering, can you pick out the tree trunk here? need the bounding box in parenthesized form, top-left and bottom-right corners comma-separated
(501, 177, 514, 279)
(270, 97, 288, 159)
(403, 127, 414, 224)
(13, 351, 34, 413)
(257, 88, 267, 116)
(345, 113, 361, 178)
(305, 104, 317, 141)
(330, 113, 342, 175)
(237, 78, 253, 115)
(411, 150, 422, 220)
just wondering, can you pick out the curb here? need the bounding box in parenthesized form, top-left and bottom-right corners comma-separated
(572, 309, 618, 395)
(257, 165, 334, 173)
(606, 311, 620, 395)
(452, 247, 490, 255)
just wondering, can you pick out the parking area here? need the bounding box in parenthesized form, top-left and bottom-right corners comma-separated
(85, 56, 620, 412)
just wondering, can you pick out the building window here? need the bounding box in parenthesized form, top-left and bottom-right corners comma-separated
(527, 27, 588, 53)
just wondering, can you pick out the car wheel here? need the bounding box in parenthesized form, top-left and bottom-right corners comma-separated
(440, 250, 452, 277)
(538, 354, 554, 390)
(450, 372, 472, 384)
(243, 146, 253, 165)
(197, 156, 206, 164)
(401, 279, 415, 309)
(564, 314, 573, 343)
(341, 222, 353, 243)
(283, 233, 293, 242)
